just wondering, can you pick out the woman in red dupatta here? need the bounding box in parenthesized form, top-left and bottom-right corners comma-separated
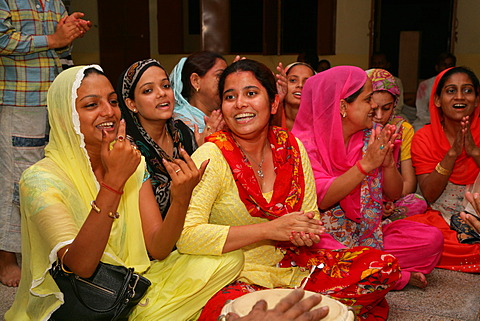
(407, 67, 480, 272)
(177, 60, 401, 321)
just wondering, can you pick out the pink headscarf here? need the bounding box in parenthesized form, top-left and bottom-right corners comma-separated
(292, 66, 367, 222)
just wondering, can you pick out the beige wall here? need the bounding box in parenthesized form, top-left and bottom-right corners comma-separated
(69, 1, 100, 64)
(70, 0, 480, 77)
(332, 0, 371, 69)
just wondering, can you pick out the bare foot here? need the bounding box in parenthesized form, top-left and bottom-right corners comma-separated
(0, 250, 21, 287)
(408, 272, 427, 289)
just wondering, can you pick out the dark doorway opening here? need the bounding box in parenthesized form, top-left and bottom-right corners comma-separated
(372, 0, 456, 80)
(97, 0, 151, 83)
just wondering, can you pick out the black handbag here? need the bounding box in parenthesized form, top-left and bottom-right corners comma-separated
(49, 260, 151, 321)
(450, 213, 480, 244)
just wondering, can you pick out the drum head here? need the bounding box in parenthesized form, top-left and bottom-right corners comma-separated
(221, 288, 355, 321)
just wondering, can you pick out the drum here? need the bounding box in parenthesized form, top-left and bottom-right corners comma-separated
(220, 288, 355, 321)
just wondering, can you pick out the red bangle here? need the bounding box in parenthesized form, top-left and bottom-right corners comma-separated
(356, 161, 369, 176)
(100, 182, 124, 195)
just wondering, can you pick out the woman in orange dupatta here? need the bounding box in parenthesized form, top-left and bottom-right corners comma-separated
(408, 66, 480, 272)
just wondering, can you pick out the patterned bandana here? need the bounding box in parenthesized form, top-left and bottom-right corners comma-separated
(206, 127, 305, 220)
(365, 68, 400, 105)
(120, 59, 161, 101)
(117, 59, 196, 217)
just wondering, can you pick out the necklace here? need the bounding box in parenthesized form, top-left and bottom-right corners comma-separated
(158, 125, 174, 158)
(237, 140, 268, 179)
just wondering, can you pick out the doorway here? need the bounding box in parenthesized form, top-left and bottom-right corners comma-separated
(371, 0, 456, 92)
(97, 0, 151, 83)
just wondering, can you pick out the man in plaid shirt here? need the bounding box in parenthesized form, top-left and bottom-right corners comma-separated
(0, 0, 91, 287)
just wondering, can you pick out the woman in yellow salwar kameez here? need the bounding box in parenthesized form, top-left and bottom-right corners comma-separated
(5, 65, 243, 321)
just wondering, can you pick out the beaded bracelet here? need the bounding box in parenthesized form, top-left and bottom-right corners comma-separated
(100, 182, 124, 195)
(90, 200, 120, 219)
(435, 162, 451, 176)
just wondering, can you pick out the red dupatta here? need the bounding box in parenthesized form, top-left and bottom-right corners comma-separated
(206, 126, 305, 220)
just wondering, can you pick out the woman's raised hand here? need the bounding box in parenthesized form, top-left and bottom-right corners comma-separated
(233, 55, 247, 63)
(447, 117, 466, 158)
(195, 110, 225, 146)
(101, 119, 141, 188)
(462, 116, 480, 158)
(275, 62, 288, 103)
(361, 124, 397, 172)
(163, 148, 209, 205)
(267, 211, 325, 243)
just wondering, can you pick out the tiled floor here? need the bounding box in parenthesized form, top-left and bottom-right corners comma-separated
(1, 268, 479, 320)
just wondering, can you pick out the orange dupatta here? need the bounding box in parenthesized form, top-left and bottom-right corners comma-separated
(411, 68, 480, 185)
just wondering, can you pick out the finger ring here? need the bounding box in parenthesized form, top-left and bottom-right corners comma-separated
(117, 135, 125, 142)
(380, 144, 385, 150)
(175, 169, 181, 173)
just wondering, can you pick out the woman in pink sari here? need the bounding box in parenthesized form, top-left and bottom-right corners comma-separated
(292, 66, 443, 290)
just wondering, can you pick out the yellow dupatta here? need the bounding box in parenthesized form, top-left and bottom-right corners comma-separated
(6, 66, 151, 320)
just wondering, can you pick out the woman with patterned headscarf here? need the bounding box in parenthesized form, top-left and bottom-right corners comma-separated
(117, 59, 200, 219)
(366, 69, 428, 220)
(292, 66, 443, 291)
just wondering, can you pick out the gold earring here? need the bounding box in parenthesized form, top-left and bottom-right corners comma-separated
(133, 108, 137, 113)
(341, 112, 346, 118)
(195, 87, 200, 92)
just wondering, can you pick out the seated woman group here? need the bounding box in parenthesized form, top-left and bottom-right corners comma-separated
(177, 60, 403, 320)
(292, 65, 443, 290)
(7, 55, 479, 320)
(5, 65, 243, 320)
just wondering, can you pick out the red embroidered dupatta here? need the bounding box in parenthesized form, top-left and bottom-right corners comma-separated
(206, 126, 305, 220)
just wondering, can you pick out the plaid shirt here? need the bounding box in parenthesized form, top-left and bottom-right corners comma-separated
(0, 0, 70, 107)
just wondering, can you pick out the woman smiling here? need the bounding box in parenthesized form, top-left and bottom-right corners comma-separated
(177, 60, 402, 321)
(5, 65, 243, 320)
(407, 66, 480, 272)
(292, 66, 443, 293)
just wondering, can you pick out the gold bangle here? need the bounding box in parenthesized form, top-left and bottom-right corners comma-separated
(435, 162, 451, 176)
(90, 200, 119, 219)
(60, 247, 73, 273)
(90, 200, 101, 213)
(108, 211, 120, 219)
